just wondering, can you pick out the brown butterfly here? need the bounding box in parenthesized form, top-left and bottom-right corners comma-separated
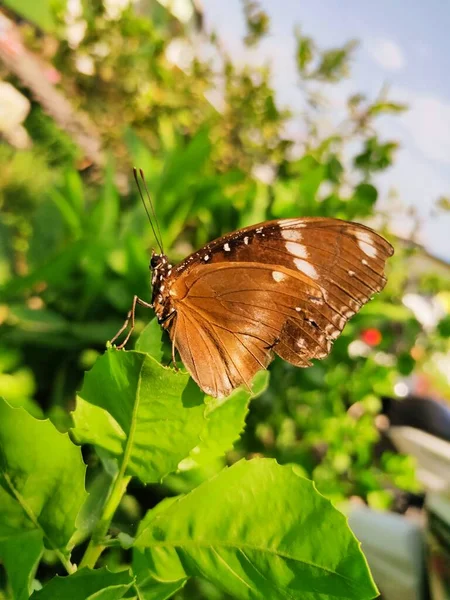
(112, 169, 394, 398)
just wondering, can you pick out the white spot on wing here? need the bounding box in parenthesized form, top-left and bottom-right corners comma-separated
(282, 230, 303, 241)
(338, 316, 346, 329)
(362, 259, 368, 266)
(204, 254, 210, 261)
(286, 241, 309, 259)
(295, 307, 302, 312)
(224, 243, 230, 251)
(294, 259, 318, 280)
(356, 231, 374, 244)
(280, 220, 306, 228)
(272, 271, 286, 282)
(348, 270, 355, 277)
(358, 240, 378, 258)
(244, 236, 249, 245)
(297, 338, 306, 348)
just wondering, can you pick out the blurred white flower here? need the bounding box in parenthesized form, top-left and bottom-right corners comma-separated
(92, 42, 110, 58)
(165, 38, 194, 70)
(434, 353, 450, 385)
(373, 351, 396, 367)
(252, 164, 276, 185)
(0, 82, 30, 131)
(348, 340, 371, 358)
(402, 293, 446, 330)
(317, 180, 333, 201)
(0, 83, 31, 148)
(157, 0, 194, 23)
(394, 381, 409, 397)
(75, 55, 95, 76)
(65, 0, 86, 48)
(104, 0, 132, 20)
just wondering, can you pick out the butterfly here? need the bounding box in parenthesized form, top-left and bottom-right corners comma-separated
(111, 170, 394, 398)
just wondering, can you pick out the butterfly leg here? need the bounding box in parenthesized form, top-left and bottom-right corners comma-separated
(110, 295, 153, 349)
(171, 326, 179, 371)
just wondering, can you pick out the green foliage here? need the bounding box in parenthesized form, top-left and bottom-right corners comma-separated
(242, 0, 270, 46)
(354, 137, 399, 174)
(0, 531, 42, 600)
(0, 399, 86, 551)
(295, 28, 357, 82)
(2, 0, 60, 32)
(0, 332, 378, 599)
(73, 350, 206, 483)
(135, 459, 377, 600)
(31, 567, 134, 599)
(1, 1, 449, 597)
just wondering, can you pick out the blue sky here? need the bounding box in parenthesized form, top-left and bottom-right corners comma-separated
(201, 0, 450, 261)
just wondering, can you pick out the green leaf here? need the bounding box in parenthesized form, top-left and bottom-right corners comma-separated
(132, 547, 187, 600)
(0, 530, 43, 600)
(72, 469, 115, 546)
(183, 371, 269, 467)
(367, 101, 407, 116)
(312, 41, 358, 82)
(3, 0, 60, 32)
(0, 398, 87, 551)
(136, 459, 378, 600)
(353, 183, 377, 209)
(31, 567, 134, 600)
(135, 319, 170, 363)
(131, 497, 188, 599)
(72, 350, 206, 483)
(295, 29, 315, 74)
(437, 314, 450, 337)
(89, 158, 120, 241)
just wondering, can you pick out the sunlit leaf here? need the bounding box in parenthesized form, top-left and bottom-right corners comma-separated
(136, 459, 378, 600)
(72, 350, 206, 483)
(183, 371, 269, 467)
(31, 567, 134, 600)
(0, 398, 87, 551)
(3, 0, 60, 32)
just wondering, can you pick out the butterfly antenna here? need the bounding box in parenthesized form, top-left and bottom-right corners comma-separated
(139, 168, 164, 254)
(133, 168, 164, 254)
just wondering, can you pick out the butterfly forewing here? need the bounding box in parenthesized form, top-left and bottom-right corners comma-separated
(155, 218, 393, 398)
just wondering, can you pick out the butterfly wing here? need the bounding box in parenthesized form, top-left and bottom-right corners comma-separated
(167, 218, 393, 397)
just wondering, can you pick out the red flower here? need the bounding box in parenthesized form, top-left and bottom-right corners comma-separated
(361, 328, 382, 346)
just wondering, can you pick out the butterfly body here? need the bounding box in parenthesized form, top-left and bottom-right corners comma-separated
(144, 217, 394, 398)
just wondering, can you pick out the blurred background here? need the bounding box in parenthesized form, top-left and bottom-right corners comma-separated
(0, 1, 449, 599)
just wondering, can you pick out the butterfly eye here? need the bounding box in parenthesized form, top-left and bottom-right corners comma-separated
(150, 255, 160, 269)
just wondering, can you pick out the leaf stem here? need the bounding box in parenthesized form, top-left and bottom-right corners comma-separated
(79, 469, 132, 569)
(79, 359, 143, 569)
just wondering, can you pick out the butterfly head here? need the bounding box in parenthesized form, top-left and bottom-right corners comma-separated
(150, 252, 172, 281)
(150, 251, 174, 309)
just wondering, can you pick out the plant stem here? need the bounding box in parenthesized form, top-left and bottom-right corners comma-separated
(79, 469, 132, 569)
(80, 362, 143, 568)
(55, 549, 76, 574)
